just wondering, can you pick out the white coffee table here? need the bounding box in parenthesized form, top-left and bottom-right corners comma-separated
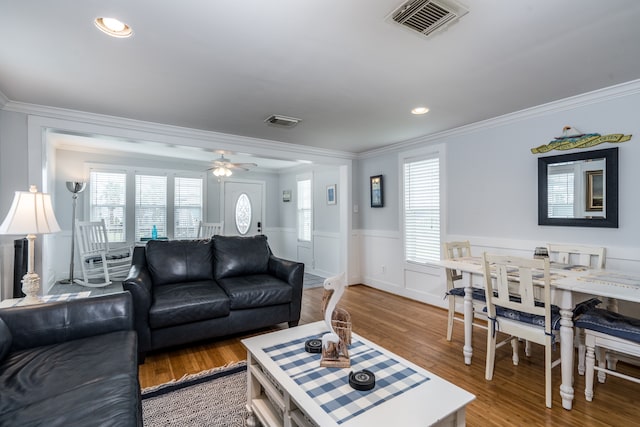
(242, 321, 475, 427)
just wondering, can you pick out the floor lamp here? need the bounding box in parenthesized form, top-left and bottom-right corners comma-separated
(60, 181, 86, 285)
(0, 185, 61, 304)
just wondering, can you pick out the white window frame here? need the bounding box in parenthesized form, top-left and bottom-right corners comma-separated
(400, 144, 445, 270)
(87, 168, 128, 243)
(85, 163, 205, 243)
(297, 175, 312, 242)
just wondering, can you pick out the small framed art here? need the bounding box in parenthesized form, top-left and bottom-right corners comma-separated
(586, 170, 603, 211)
(327, 184, 336, 205)
(282, 190, 291, 202)
(370, 175, 383, 207)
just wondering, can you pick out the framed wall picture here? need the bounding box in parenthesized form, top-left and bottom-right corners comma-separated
(370, 175, 383, 207)
(586, 170, 604, 211)
(326, 184, 336, 205)
(282, 190, 291, 202)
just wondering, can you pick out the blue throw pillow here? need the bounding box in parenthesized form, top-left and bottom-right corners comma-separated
(0, 317, 12, 362)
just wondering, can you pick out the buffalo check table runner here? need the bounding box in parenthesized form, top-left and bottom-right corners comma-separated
(263, 335, 430, 425)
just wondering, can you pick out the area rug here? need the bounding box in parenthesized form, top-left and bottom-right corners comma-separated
(142, 361, 249, 426)
(303, 273, 325, 288)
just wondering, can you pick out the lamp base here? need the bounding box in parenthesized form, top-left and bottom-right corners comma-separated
(21, 272, 42, 304)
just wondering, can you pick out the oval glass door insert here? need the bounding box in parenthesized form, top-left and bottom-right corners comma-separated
(235, 193, 252, 235)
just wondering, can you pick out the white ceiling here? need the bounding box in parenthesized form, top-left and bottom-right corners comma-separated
(2, 0, 640, 155)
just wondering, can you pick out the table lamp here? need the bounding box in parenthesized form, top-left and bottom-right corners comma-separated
(0, 185, 61, 304)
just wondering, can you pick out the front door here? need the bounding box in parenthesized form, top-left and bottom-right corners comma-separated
(222, 180, 264, 236)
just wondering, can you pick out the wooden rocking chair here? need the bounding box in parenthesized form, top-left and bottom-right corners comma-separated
(75, 219, 133, 287)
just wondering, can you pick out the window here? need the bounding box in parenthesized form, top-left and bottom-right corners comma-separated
(135, 174, 167, 241)
(297, 179, 311, 241)
(89, 170, 126, 242)
(174, 177, 203, 239)
(547, 168, 575, 218)
(403, 154, 440, 264)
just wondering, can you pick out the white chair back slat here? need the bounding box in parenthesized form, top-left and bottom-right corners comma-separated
(197, 221, 224, 238)
(547, 244, 606, 269)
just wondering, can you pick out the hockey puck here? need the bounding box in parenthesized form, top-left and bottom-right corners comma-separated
(305, 338, 322, 353)
(349, 370, 375, 391)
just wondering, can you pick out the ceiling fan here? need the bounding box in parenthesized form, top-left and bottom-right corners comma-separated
(207, 154, 257, 177)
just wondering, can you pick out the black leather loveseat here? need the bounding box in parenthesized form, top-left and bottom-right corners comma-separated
(123, 235, 304, 356)
(0, 292, 141, 426)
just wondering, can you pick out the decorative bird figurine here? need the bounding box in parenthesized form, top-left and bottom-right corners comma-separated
(320, 272, 351, 368)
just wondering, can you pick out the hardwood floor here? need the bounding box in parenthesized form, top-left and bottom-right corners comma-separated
(139, 285, 639, 426)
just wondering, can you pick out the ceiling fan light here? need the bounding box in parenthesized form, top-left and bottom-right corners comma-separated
(213, 166, 232, 177)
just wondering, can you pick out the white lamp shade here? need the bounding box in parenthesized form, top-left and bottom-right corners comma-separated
(0, 185, 61, 235)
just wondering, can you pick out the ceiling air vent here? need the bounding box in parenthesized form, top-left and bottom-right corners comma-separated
(264, 115, 301, 128)
(390, 0, 468, 37)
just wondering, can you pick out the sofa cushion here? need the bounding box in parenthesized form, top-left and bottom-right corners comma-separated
(213, 235, 271, 279)
(0, 318, 11, 362)
(149, 280, 230, 329)
(0, 330, 138, 425)
(217, 274, 292, 310)
(146, 239, 213, 286)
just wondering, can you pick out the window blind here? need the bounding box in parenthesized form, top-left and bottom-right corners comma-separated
(89, 170, 126, 242)
(135, 174, 167, 241)
(174, 177, 203, 239)
(547, 171, 575, 218)
(297, 179, 311, 242)
(404, 155, 440, 264)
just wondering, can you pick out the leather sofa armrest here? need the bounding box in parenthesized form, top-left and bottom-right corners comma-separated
(123, 247, 154, 353)
(0, 292, 133, 352)
(269, 255, 304, 326)
(268, 255, 304, 290)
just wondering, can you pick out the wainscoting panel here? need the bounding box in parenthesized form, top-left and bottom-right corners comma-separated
(312, 231, 340, 278)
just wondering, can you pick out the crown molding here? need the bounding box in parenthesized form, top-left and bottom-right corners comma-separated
(2, 100, 356, 163)
(358, 78, 640, 159)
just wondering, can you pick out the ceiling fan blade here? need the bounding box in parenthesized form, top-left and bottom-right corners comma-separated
(229, 162, 257, 168)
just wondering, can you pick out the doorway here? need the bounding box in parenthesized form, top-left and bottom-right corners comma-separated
(222, 180, 264, 236)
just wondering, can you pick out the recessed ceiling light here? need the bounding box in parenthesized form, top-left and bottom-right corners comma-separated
(411, 107, 429, 115)
(94, 17, 133, 38)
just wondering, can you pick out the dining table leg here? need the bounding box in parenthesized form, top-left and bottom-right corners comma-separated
(463, 283, 473, 365)
(557, 289, 575, 410)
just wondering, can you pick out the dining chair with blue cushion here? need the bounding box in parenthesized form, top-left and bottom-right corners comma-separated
(574, 308, 640, 401)
(482, 253, 561, 408)
(444, 241, 487, 341)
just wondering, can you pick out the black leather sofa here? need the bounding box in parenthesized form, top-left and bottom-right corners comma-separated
(0, 292, 141, 426)
(123, 235, 304, 356)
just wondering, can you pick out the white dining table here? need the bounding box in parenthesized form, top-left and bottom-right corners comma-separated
(436, 256, 640, 410)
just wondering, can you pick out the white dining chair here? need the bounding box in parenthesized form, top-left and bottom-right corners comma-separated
(482, 253, 561, 408)
(197, 221, 224, 238)
(443, 241, 487, 341)
(575, 308, 640, 402)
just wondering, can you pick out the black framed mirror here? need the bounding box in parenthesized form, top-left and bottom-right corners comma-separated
(538, 147, 618, 228)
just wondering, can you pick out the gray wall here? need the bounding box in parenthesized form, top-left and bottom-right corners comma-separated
(356, 88, 640, 253)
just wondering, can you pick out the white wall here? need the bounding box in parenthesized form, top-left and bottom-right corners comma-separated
(356, 83, 640, 307)
(277, 166, 342, 277)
